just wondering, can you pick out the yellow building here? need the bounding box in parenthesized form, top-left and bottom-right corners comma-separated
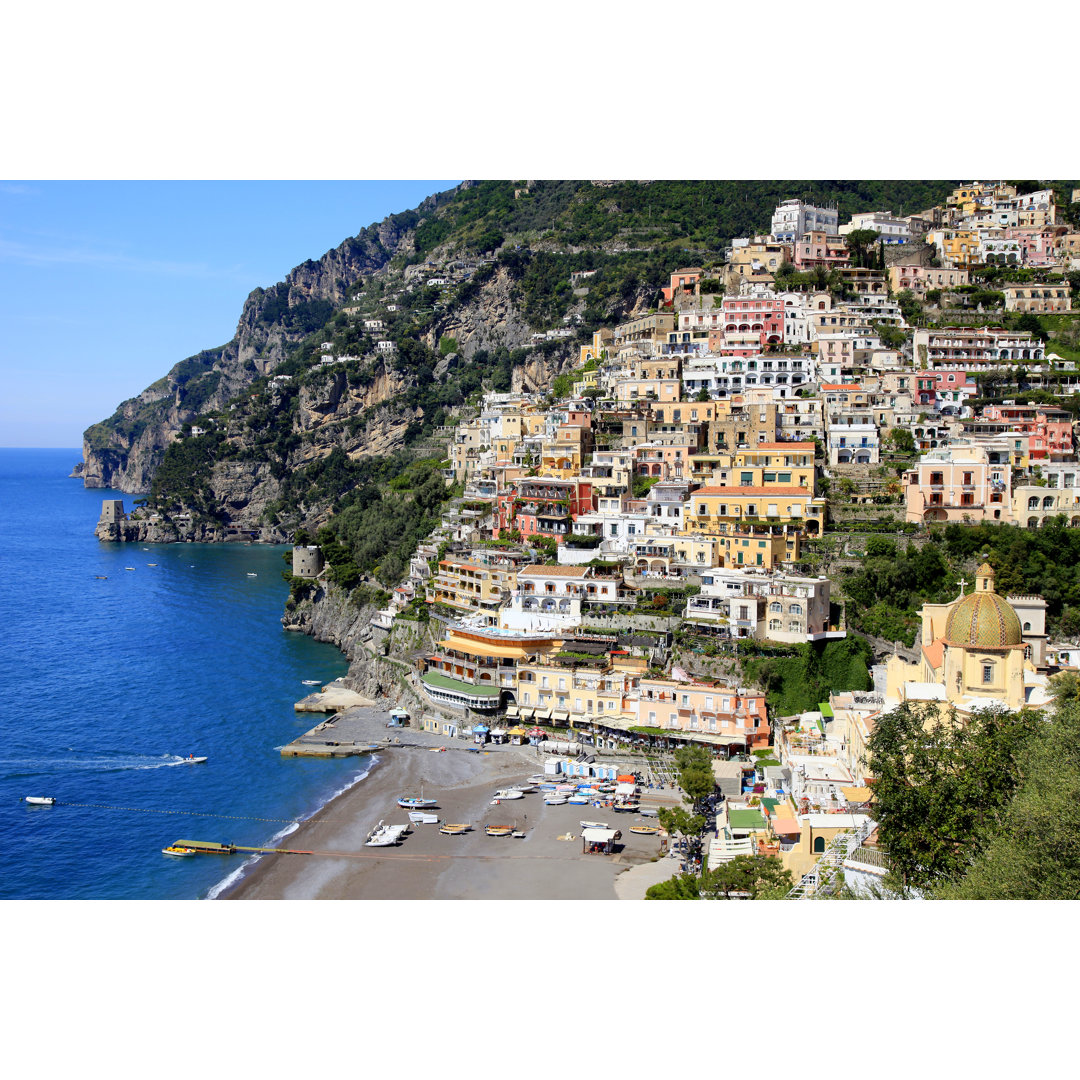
(578, 328, 613, 366)
(716, 528, 798, 568)
(425, 551, 524, 620)
(884, 563, 1042, 716)
(684, 485, 826, 536)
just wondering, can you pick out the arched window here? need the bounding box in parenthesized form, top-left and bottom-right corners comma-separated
(770, 602, 782, 613)
(1024, 622, 1031, 632)
(1028, 496, 1039, 509)
(769, 618, 782, 631)
(790, 603, 803, 616)
(813, 835, 826, 853)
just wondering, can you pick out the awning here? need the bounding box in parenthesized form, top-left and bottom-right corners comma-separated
(842, 786, 872, 803)
(527, 726, 546, 737)
(504, 705, 520, 718)
(534, 708, 552, 721)
(551, 709, 569, 722)
(770, 818, 802, 836)
(506, 726, 527, 736)
(581, 828, 618, 842)
(472, 724, 490, 733)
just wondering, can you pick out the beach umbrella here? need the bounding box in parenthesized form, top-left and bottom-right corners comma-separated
(527, 726, 546, 738)
(472, 723, 490, 733)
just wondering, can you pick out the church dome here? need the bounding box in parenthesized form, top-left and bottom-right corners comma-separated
(945, 590, 1023, 649)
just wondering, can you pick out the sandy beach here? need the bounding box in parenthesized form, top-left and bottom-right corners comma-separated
(222, 709, 676, 900)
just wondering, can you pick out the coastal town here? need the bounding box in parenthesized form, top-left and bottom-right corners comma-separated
(276, 182, 1080, 898)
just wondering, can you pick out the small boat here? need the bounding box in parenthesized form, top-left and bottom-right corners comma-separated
(544, 795, 568, 805)
(492, 789, 524, 801)
(629, 825, 659, 836)
(428, 747, 447, 753)
(301, 680, 321, 686)
(397, 783, 438, 808)
(612, 801, 640, 813)
(182, 755, 207, 764)
(639, 808, 659, 818)
(147, 563, 157, 567)
(508, 783, 537, 793)
(162, 845, 195, 857)
(439, 823, 470, 835)
(512, 831, 527, 839)
(555, 784, 575, 794)
(408, 811, 439, 824)
(365, 820, 407, 847)
(580, 820, 609, 830)
(567, 795, 590, 805)
(124, 566, 135, 571)
(93, 575, 108, 580)
(25, 796, 55, 806)
(527, 775, 548, 785)
(485, 825, 513, 837)
(246, 573, 258, 577)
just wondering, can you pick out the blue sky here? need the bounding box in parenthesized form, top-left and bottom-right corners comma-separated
(0, 181, 456, 447)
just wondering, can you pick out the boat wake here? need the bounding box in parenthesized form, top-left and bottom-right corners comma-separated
(1, 751, 197, 778)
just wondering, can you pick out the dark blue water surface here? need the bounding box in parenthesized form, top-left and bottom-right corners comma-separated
(0, 448, 366, 899)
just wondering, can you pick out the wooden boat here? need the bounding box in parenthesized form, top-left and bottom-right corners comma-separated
(485, 825, 513, 837)
(629, 825, 659, 835)
(162, 845, 195, 857)
(25, 796, 55, 806)
(439, 823, 470, 835)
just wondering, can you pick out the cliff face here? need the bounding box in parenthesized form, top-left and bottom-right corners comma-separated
(80, 217, 420, 493)
(281, 581, 434, 709)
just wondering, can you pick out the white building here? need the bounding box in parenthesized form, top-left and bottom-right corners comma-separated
(839, 211, 912, 244)
(771, 199, 839, 242)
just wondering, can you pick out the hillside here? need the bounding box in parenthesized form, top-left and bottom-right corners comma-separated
(80, 179, 959, 534)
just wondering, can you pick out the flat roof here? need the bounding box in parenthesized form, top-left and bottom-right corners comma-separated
(520, 565, 589, 577)
(421, 672, 501, 697)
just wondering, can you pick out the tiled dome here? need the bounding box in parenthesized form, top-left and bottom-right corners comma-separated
(945, 591, 1022, 649)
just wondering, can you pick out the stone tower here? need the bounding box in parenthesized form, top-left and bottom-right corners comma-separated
(292, 545, 324, 579)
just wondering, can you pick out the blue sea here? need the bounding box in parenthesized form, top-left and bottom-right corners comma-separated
(0, 448, 371, 899)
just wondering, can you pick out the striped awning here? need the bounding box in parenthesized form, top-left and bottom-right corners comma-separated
(551, 709, 569, 722)
(533, 708, 552, 721)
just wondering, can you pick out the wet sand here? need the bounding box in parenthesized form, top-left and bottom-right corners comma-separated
(223, 727, 669, 900)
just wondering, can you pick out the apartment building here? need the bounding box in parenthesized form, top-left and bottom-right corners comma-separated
(904, 444, 1011, 523)
(425, 548, 529, 620)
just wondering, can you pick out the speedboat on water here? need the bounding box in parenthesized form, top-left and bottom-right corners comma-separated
(182, 755, 207, 764)
(301, 680, 320, 686)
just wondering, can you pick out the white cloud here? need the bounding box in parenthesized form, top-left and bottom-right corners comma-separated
(0, 183, 36, 195)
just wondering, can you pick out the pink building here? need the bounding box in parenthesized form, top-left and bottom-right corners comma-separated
(905, 445, 1011, 524)
(1005, 227, 1058, 267)
(634, 677, 771, 750)
(661, 268, 703, 304)
(632, 441, 695, 479)
(792, 231, 849, 270)
(980, 404, 1073, 459)
(720, 293, 785, 346)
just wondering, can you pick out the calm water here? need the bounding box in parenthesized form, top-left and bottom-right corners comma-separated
(0, 448, 370, 899)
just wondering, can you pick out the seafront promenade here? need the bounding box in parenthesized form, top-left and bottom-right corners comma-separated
(223, 705, 681, 900)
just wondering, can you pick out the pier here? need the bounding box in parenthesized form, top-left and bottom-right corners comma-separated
(280, 705, 399, 758)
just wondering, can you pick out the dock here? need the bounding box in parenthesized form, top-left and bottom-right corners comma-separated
(280, 705, 398, 758)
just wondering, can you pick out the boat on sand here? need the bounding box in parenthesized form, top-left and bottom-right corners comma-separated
(439, 823, 470, 835)
(485, 825, 513, 837)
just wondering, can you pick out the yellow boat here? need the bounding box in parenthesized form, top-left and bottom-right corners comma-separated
(485, 825, 513, 837)
(162, 845, 195, 857)
(439, 823, 470, 835)
(629, 825, 659, 835)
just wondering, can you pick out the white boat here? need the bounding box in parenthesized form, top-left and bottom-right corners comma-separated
(579, 820, 609, 830)
(181, 755, 207, 764)
(397, 792, 438, 809)
(408, 811, 439, 824)
(301, 680, 321, 686)
(365, 820, 407, 847)
(508, 783, 537, 793)
(527, 775, 548, 785)
(162, 845, 194, 857)
(544, 795, 568, 805)
(25, 796, 55, 806)
(246, 573, 258, 577)
(124, 566, 135, 571)
(567, 795, 591, 805)
(639, 807, 660, 818)
(492, 789, 524, 801)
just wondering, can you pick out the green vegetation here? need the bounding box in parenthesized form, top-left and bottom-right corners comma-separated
(741, 636, 874, 716)
(646, 855, 793, 900)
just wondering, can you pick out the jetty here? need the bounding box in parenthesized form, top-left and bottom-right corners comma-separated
(294, 679, 376, 714)
(280, 705, 396, 758)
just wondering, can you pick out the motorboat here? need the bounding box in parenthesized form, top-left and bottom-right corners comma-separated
(246, 573, 258, 577)
(124, 566, 135, 571)
(301, 680, 321, 686)
(25, 796, 55, 806)
(182, 755, 207, 764)
(629, 825, 659, 836)
(162, 845, 195, 857)
(439, 823, 470, 835)
(485, 825, 513, 837)
(147, 563, 157, 567)
(492, 789, 524, 801)
(408, 811, 440, 824)
(512, 831, 527, 839)
(365, 820, 407, 846)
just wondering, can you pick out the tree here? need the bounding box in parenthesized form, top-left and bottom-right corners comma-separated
(866, 702, 1041, 893)
(935, 699, 1080, 899)
(673, 745, 716, 807)
(845, 228, 883, 268)
(645, 873, 701, 900)
(694, 387, 710, 402)
(885, 427, 916, 454)
(702, 855, 794, 899)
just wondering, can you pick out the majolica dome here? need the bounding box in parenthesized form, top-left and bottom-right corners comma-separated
(944, 563, 1022, 649)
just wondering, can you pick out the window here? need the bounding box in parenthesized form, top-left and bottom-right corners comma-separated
(982, 664, 993, 684)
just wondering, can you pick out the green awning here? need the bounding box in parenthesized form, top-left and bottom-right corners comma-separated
(818, 702, 834, 718)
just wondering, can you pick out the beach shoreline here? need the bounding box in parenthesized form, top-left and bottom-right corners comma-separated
(219, 708, 672, 900)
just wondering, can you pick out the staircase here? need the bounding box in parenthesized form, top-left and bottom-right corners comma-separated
(785, 818, 876, 900)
